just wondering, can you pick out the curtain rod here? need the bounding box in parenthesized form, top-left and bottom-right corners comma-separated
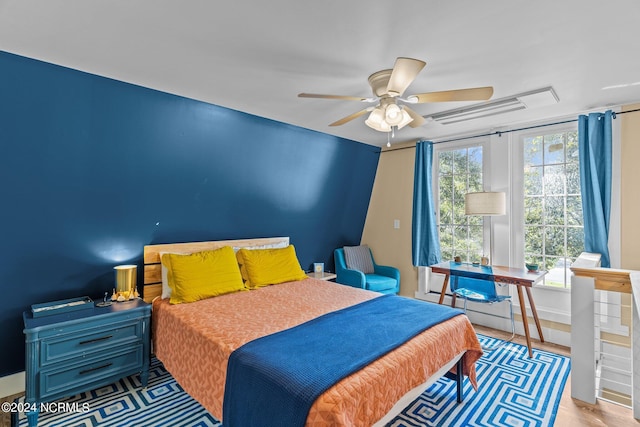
(383, 107, 640, 152)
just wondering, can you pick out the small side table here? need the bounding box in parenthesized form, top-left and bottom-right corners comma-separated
(23, 299, 151, 427)
(310, 271, 337, 281)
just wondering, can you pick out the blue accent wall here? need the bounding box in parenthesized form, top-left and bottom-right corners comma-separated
(0, 51, 379, 376)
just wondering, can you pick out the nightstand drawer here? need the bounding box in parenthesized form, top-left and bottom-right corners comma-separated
(39, 346, 143, 399)
(40, 320, 142, 366)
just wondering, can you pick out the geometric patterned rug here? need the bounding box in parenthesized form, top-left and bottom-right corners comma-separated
(386, 335, 571, 427)
(14, 335, 569, 427)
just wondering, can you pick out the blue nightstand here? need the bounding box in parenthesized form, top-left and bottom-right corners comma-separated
(23, 299, 151, 427)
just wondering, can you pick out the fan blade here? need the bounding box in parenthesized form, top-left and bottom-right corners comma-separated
(298, 93, 370, 101)
(403, 106, 426, 128)
(386, 57, 427, 97)
(329, 108, 371, 126)
(409, 86, 494, 103)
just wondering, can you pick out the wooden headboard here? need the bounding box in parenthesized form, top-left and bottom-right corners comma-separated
(142, 236, 290, 303)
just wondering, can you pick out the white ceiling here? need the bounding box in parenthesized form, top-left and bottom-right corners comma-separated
(1, 1, 639, 147)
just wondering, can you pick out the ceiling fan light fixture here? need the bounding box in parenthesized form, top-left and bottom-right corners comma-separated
(384, 104, 403, 125)
(395, 108, 414, 129)
(365, 107, 391, 132)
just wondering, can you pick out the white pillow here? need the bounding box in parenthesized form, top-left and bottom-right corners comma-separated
(231, 241, 289, 252)
(159, 251, 187, 299)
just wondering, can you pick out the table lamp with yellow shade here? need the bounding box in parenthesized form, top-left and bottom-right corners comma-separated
(113, 264, 139, 302)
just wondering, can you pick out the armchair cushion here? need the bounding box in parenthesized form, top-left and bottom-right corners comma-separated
(343, 245, 374, 274)
(365, 274, 398, 293)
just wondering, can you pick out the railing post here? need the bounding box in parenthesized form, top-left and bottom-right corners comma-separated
(571, 273, 597, 404)
(632, 273, 640, 420)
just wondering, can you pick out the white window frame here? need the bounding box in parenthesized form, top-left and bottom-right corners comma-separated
(434, 140, 489, 263)
(420, 137, 490, 297)
(509, 115, 621, 331)
(512, 123, 581, 290)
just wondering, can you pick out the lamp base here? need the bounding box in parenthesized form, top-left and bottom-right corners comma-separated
(95, 301, 112, 307)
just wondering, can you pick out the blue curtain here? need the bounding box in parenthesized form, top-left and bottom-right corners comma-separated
(578, 110, 613, 267)
(412, 141, 441, 266)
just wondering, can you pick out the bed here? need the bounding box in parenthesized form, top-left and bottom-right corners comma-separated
(143, 237, 482, 426)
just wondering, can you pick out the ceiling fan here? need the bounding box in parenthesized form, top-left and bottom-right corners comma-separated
(298, 57, 494, 133)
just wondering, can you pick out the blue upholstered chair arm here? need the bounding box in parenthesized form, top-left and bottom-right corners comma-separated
(337, 268, 367, 289)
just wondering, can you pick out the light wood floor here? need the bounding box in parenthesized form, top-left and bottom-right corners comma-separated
(474, 325, 639, 426)
(2, 326, 638, 427)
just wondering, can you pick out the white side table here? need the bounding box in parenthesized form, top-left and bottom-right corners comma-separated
(310, 271, 337, 281)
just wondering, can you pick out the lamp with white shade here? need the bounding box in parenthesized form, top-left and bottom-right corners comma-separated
(464, 191, 506, 265)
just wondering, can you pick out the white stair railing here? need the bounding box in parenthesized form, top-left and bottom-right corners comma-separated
(571, 254, 638, 420)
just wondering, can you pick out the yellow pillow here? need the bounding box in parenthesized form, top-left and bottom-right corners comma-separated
(236, 245, 307, 289)
(162, 246, 245, 304)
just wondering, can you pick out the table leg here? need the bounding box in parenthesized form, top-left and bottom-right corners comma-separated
(525, 287, 545, 343)
(438, 274, 450, 305)
(516, 286, 533, 358)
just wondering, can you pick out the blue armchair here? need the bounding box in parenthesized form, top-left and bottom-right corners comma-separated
(334, 247, 400, 294)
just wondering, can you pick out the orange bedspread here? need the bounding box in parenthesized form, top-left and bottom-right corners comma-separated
(152, 278, 482, 426)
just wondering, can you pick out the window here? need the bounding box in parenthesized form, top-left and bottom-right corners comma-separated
(522, 129, 583, 288)
(437, 145, 484, 263)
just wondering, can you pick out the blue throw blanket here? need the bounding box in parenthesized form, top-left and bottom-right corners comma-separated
(223, 294, 462, 427)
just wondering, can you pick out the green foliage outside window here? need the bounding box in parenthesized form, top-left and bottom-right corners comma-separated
(438, 146, 484, 263)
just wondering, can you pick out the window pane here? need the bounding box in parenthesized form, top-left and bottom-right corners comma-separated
(439, 176, 453, 224)
(545, 196, 565, 226)
(452, 149, 468, 174)
(525, 166, 543, 195)
(524, 136, 543, 166)
(437, 145, 484, 263)
(567, 227, 584, 258)
(468, 214, 482, 226)
(544, 133, 565, 165)
(566, 196, 582, 226)
(439, 151, 453, 175)
(566, 162, 580, 194)
(469, 225, 483, 258)
(468, 146, 483, 175)
(453, 226, 469, 257)
(453, 176, 467, 224)
(545, 256, 568, 288)
(566, 131, 579, 162)
(545, 226, 566, 256)
(468, 174, 483, 193)
(439, 225, 453, 250)
(524, 197, 543, 225)
(544, 165, 566, 195)
(525, 226, 543, 255)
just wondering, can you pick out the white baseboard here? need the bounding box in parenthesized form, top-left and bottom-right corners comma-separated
(0, 371, 25, 398)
